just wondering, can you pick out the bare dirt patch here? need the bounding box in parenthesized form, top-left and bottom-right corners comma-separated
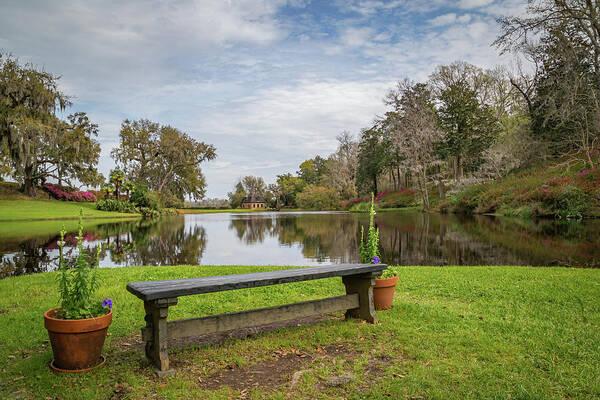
(113, 315, 400, 395)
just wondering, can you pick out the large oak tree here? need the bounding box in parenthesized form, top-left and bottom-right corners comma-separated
(0, 54, 101, 195)
(112, 119, 216, 203)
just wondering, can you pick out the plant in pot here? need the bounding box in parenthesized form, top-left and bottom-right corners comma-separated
(359, 194, 398, 310)
(44, 210, 113, 372)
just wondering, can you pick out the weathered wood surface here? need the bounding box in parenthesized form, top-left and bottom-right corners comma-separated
(343, 274, 378, 324)
(143, 298, 178, 375)
(147, 294, 360, 340)
(127, 264, 386, 301)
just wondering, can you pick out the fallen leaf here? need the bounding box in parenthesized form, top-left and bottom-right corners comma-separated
(121, 342, 132, 346)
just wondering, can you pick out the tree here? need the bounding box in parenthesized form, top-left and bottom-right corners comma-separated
(109, 169, 125, 200)
(495, 0, 600, 166)
(240, 176, 267, 199)
(296, 185, 340, 210)
(275, 173, 306, 207)
(356, 123, 387, 194)
(112, 119, 216, 202)
(436, 82, 500, 181)
(227, 181, 246, 209)
(123, 181, 134, 199)
(0, 54, 101, 195)
(101, 182, 114, 199)
(386, 80, 443, 209)
(297, 156, 327, 185)
(320, 132, 359, 199)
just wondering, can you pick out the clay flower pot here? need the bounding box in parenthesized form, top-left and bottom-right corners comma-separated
(44, 308, 112, 372)
(373, 275, 398, 310)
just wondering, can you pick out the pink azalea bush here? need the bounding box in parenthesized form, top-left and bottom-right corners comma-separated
(43, 184, 97, 202)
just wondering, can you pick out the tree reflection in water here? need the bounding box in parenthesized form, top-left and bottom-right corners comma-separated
(2, 211, 599, 278)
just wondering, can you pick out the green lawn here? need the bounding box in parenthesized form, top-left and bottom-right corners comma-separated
(0, 265, 598, 399)
(0, 200, 139, 221)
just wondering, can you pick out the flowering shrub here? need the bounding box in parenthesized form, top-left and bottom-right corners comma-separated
(43, 184, 97, 202)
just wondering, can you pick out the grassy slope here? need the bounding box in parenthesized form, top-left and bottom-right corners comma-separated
(435, 160, 600, 218)
(0, 265, 598, 399)
(0, 200, 139, 221)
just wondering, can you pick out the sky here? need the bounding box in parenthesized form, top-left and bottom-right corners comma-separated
(0, 0, 527, 198)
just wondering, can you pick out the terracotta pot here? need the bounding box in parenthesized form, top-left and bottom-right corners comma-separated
(373, 275, 398, 310)
(44, 308, 112, 371)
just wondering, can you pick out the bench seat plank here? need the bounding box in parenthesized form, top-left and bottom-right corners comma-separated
(127, 263, 386, 301)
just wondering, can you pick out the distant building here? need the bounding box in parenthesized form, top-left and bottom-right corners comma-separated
(241, 196, 267, 209)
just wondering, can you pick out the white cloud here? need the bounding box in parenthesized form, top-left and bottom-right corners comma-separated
(430, 13, 457, 26)
(458, 0, 494, 9)
(340, 26, 375, 47)
(0, 0, 529, 197)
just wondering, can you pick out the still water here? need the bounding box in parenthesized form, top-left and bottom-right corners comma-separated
(2, 211, 600, 277)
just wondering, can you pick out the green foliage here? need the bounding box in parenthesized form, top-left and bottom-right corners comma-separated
(130, 184, 159, 209)
(380, 268, 398, 278)
(356, 124, 387, 195)
(297, 156, 328, 185)
(101, 182, 115, 199)
(138, 207, 161, 218)
(228, 181, 246, 209)
(0, 54, 101, 195)
(276, 173, 306, 207)
(440, 161, 600, 218)
(95, 199, 137, 213)
(109, 169, 125, 199)
(358, 194, 380, 264)
(295, 185, 340, 210)
(547, 187, 589, 219)
(55, 210, 107, 319)
(437, 82, 500, 177)
(349, 201, 376, 212)
(111, 119, 216, 202)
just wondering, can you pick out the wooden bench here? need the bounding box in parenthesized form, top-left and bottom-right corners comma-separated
(126, 263, 387, 375)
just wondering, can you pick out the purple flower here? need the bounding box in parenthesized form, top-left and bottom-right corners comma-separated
(372, 256, 380, 264)
(102, 299, 113, 310)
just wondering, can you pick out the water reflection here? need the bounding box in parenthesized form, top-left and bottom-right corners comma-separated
(1, 211, 599, 277)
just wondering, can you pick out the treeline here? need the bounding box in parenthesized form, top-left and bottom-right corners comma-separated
(227, 132, 356, 209)
(0, 54, 215, 207)
(229, 1, 600, 210)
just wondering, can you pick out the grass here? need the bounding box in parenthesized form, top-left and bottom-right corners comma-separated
(435, 160, 600, 218)
(0, 265, 599, 399)
(0, 200, 139, 221)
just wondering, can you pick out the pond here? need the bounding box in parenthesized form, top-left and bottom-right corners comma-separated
(1, 210, 600, 277)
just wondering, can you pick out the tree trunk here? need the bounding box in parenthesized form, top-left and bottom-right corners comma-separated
(421, 169, 429, 210)
(21, 164, 37, 197)
(22, 177, 36, 197)
(373, 175, 378, 196)
(437, 165, 445, 199)
(456, 155, 462, 182)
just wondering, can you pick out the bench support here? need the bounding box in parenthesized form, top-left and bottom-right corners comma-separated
(143, 298, 178, 376)
(342, 273, 378, 324)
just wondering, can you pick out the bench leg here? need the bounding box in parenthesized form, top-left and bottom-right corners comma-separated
(342, 274, 378, 324)
(143, 298, 178, 376)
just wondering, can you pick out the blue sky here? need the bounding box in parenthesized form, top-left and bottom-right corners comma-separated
(0, 0, 526, 197)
